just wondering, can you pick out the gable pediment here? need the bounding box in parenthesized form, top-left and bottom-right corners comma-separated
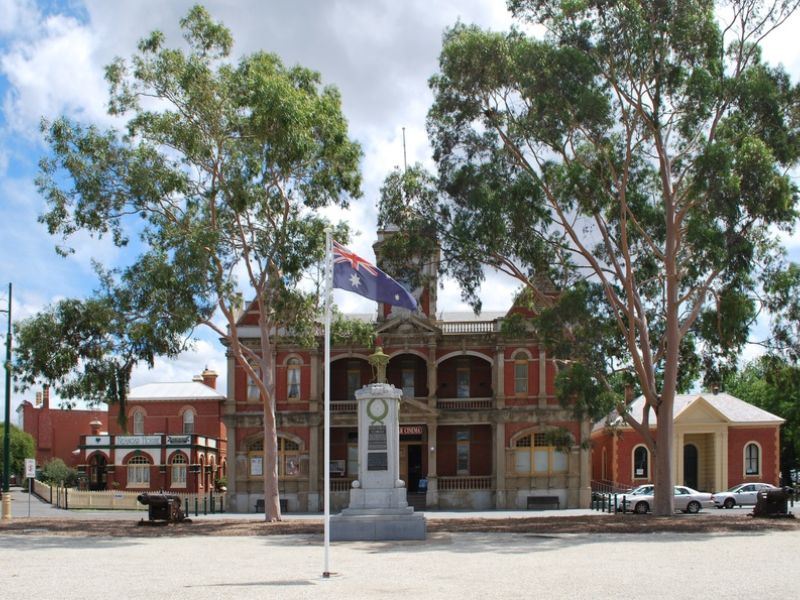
(675, 397, 729, 424)
(375, 314, 441, 336)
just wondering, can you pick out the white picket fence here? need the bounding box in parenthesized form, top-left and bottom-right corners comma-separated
(33, 481, 225, 512)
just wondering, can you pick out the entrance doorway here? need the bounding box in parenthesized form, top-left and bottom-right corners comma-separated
(399, 443, 424, 492)
(88, 453, 108, 491)
(684, 444, 699, 490)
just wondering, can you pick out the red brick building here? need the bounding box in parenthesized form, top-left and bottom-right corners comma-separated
(18, 385, 108, 469)
(591, 392, 784, 492)
(75, 369, 227, 492)
(224, 233, 592, 513)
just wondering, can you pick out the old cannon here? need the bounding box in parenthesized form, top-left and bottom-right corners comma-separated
(751, 487, 794, 518)
(137, 492, 190, 524)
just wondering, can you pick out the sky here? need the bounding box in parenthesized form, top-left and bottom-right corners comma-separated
(1, 0, 799, 417)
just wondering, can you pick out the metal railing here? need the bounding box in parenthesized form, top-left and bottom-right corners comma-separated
(436, 397, 493, 410)
(438, 476, 493, 491)
(591, 492, 627, 513)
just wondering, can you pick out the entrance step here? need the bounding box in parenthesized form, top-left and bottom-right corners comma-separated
(406, 492, 426, 511)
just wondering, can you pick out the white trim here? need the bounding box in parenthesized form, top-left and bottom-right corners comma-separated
(436, 350, 493, 365)
(743, 441, 762, 477)
(632, 444, 650, 480)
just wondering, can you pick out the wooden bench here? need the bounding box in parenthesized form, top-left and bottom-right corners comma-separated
(526, 496, 560, 510)
(255, 499, 288, 513)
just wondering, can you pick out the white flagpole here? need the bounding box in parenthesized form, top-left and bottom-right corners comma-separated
(323, 229, 333, 578)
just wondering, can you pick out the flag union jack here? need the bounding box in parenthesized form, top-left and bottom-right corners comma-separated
(333, 241, 378, 276)
(331, 240, 417, 311)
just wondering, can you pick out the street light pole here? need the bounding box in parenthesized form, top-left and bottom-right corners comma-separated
(2, 282, 12, 520)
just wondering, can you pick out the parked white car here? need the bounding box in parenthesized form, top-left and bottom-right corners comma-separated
(711, 483, 777, 509)
(623, 485, 714, 514)
(626, 484, 654, 496)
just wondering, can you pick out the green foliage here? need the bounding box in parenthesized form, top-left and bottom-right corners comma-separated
(724, 355, 800, 485)
(539, 427, 575, 453)
(0, 425, 35, 480)
(331, 310, 376, 347)
(18, 5, 363, 519)
(40, 458, 78, 487)
(17, 5, 362, 407)
(380, 0, 800, 420)
(377, 2, 800, 512)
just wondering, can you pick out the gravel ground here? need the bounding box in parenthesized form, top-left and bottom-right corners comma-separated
(1, 529, 799, 599)
(3, 486, 798, 599)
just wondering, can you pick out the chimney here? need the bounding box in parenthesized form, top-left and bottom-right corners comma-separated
(89, 419, 102, 435)
(42, 384, 50, 409)
(201, 368, 218, 390)
(624, 383, 633, 403)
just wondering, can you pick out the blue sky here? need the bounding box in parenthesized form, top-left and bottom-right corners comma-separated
(1, 1, 799, 417)
(0, 0, 519, 416)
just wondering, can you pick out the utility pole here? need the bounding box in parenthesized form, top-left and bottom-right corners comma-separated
(2, 283, 12, 520)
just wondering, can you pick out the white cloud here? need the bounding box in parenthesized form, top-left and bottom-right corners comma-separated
(0, 0, 40, 37)
(130, 337, 226, 389)
(1, 0, 799, 405)
(1, 13, 110, 137)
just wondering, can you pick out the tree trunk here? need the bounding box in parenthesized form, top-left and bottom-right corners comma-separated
(262, 399, 281, 521)
(653, 402, 674, 515)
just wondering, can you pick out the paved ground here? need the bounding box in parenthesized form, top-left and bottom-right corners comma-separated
(2, 486, 799, 599)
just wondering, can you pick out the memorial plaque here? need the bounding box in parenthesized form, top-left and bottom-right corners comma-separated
(368, 424, 387, 450)
(367, 452, 388, 471)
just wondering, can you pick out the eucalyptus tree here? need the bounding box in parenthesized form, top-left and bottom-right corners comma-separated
(25, 5, 362, 521)
(725, 355, 800, 488)
(379, 1, 800, 514)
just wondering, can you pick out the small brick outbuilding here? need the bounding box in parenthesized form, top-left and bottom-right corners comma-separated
(592, 392, 784, 492)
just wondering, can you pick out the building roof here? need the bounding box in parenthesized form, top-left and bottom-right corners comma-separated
(595, 392, 785, 432)
(128, 382, 225, 402)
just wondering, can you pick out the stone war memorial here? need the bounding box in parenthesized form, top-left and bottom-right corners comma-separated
(330, 348, 426, 540)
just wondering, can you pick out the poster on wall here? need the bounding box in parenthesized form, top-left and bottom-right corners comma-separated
(250, 456, 263, 476)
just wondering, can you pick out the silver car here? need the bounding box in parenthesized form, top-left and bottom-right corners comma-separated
(711, 483, 777, 509)
(623, 485, 714, 514)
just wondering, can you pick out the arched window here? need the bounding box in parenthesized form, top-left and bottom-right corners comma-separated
(633, 445, 649, 479)
(513, 433, 568, 475)
(744, 443, 760, 476)
(513, 351, 529, 395)
(182, 409, 195, 434)
(170, 454, 187, 488)
(131, 410, 145, 435)
(287, 358, 301, 400)
(127, 455, 150, 487)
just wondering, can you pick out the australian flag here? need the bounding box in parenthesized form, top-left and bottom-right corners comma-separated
(332, 240, 417, 310)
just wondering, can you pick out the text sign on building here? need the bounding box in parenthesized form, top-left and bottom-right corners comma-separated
(399, 425, 424, 436)
(167, 435, 191, 445)
(116, 435, 162, 446)
(368, 425, 387, 450)
(24, 458, 36, 478)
